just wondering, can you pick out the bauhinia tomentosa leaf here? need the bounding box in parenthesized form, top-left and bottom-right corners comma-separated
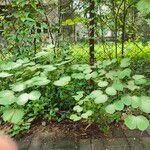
(125, 115, 149, 131)
(0, 72, 13, 78)
(0, 90, 15, 105)
(53, 76, 71, 86)
(2, 108, 24, 124)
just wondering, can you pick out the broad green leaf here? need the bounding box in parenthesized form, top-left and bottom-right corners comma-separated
(29, 91, 41, 100)
(11, 82, 26, 92)
(54, 76, 71, 86)
(137, 0, 150, 15)
(42, 65, 57, 72)
(125, 115, 149, 131)
(125, 115, 137, 130)
(112, 79, 124, 91)
(35, 51, 49, 58)
(70, 114, 81, 121)
(27, 76, 50, 86)
(136, 116, 149, 131)
(120, 58, 130, 68)
(134, 79, 147, 85)
(131, 96, 140, 108)
(17, 93, 29, 105)
(0, 90, 15, 105)
(118, 68, 131, 79)
(132, 75, 145, 80)
(71, 73, 85, 79)
(73, 105, 83, 113)
(126, 80, 139, 91)
(105, 87, 117, 96)
(2, 109, 24, 124)
(94, 94, 108, 104)
(98, 81, 108, 87)
(105, 104, 116, 114)
(89, 90, 103, 99)
(81, 110, 93, 119)
(114, 100, 124, 111)
(140, 96, 150, 113)
(0, 72, 13, 78)
(121, 95, 131, 106)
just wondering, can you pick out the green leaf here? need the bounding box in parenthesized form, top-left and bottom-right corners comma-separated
(114, 100, 124, 111)
(105, 87, 117, 96)
(94, 94, 108, 104)
(126, 80, 139, 91)
(125, 115, 137, 130)
(54, 76, 71, 86)
(134, 79, 147, 85)
(140, 96, 150, 113)
(81, 110, 93, 119)
(125, 115, 149, 131)
(98, 81, 108, 87)
(29, 91, 41, 100)
(11, 82, 26, 92)
(73, 105, 83, 113)
(105, 104, 116, 114)
(118, 68, 131, 79)
(27, 76, 50, 86)
(136, 116, 149, 131)
(132, 75, 145, 80)
(0, 72, 13, 78)
(120, 58, 130, 68)
(112, 79, 124, 91)
(71, 73, 85, 79)
(17, 93, 29, 105)
(70, 114, 81, 121)
(131, 96, 140, 108)
(2, 109, 24, 124)
(0, 90, 15, 105)
(89, 90, 103, 99)
(121, 95, 131, 106)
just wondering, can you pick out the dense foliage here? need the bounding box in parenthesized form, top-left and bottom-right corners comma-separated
(0, 0, 149, 136)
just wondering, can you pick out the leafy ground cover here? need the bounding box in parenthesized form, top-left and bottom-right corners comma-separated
(0, 50, 149, 136)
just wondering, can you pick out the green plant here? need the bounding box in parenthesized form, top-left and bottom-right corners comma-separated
(70, 58, 150, 131)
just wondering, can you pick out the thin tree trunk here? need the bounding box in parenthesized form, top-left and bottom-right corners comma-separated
(89, 0, 95, 66)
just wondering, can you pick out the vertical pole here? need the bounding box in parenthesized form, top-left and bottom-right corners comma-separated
(89, 0, 95, 66)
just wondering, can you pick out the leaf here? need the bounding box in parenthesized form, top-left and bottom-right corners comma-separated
(73, 105, 83, 113)
(125, 115, 149, 131)
(118, 68, 131, 79)
(105, 104, 116, 114)
(17, 93, 29, 105)
(105, 87, 117, 96)
(35, 51, 49, 58)
(114, 101, 124, 111)
(11, 82, 26, 92)
(29, 91, 41, 100)
(131, 96, 140, 108)
(136, 116, 149, 131)
(98, 81, 108, 87)
(137, 0, 150, 15)
(132, 75, 145, 80)
(126, 80, 139, 91)
(0, 72, 13, 78)
(42, 65, 57, 72)
(71, 73, 85, 79)
(112, 79, 124, 91)
(70, 114, 81, 121)
(121, 95, 132, 106)
(27, 76, 50, 86)
(140, 96, 150, 113)
(94, 94, 108, 104)
(89, 90, 103, 99)
(2, 109, 24, 124)
(0, 90, 15, 105)
(81, 110, 93, 119)
(134, 79, 147, 85)
(54, 76, 71, 86)
(124, 115, 137, 130)
(120, 58, 130, 68)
